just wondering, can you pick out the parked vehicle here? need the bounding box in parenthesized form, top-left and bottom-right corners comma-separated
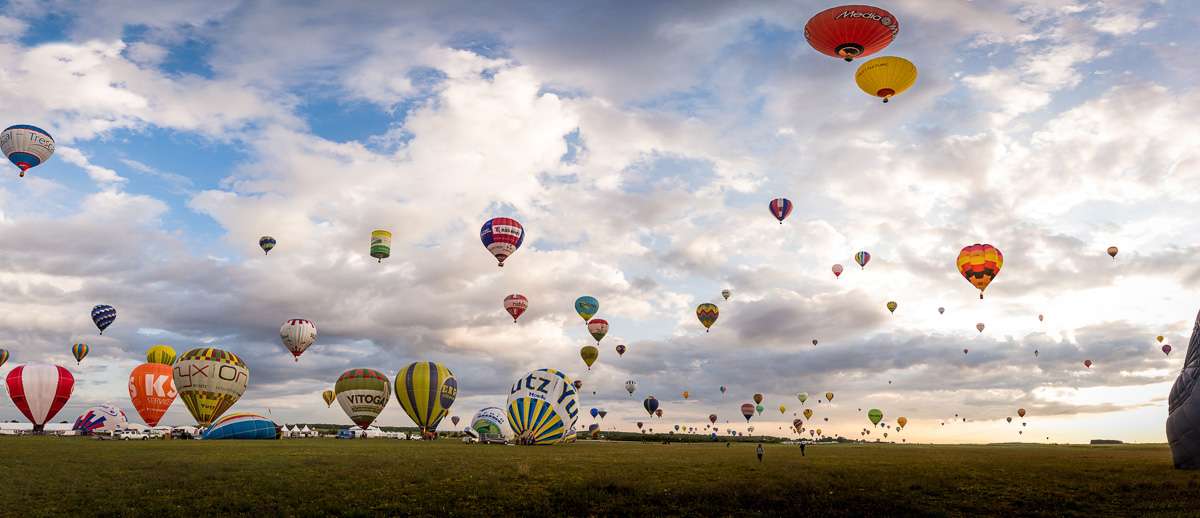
(119, 430, 149, 441)
(479, 433, 507, 445)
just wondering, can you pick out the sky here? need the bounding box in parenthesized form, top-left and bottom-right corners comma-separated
(1, 0, 1199, 444)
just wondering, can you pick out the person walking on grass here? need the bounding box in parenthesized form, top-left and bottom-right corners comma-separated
(756, 444, 764, 462)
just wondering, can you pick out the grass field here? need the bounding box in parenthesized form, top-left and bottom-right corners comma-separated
(3, 437, 1199, 517)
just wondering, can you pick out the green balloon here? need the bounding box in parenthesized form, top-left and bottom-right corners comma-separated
(868, 409, 883, 425)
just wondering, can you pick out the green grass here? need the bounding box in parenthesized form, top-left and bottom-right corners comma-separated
(3, 437, 1199, 517)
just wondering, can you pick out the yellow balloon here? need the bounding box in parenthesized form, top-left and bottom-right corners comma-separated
(779, 405, 786, 414)
(147, 345, 176, 366)
(804, 409, 813, 420)
(580, 346, 599, 370)
(683, 391, 690, 399)
(897, 417, 908, 428)
(855, 56, 918, 103)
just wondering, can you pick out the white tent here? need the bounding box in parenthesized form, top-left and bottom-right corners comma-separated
(301, 425, 314, 437)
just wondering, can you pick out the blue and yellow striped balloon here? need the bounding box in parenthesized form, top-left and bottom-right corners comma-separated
(71, 343, 89, 365)
(395, 361, 457, 434)
(855, 251, 871, 270)
(259, 236, 276, 255)
(507, 397, 565, 445)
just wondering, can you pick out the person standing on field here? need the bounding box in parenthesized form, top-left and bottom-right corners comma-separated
(800, 443, 806, 456)
(756, 444, 764, 462)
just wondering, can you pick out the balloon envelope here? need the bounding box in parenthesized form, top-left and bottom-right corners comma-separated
(173, 348, 248, 427)
(91, 304, 116, 335)
(741, 404, 755, 421)
(1, 124, 55, 177)
(897, 417, 907, 428)
(335, 368, 391, 429)
(395, 361, 457, 434)
(957, 244, 1004, 298)
(1018, 408, 1026, 418)
(798, 392, 808, 403)
(480, 217, 524, 266)
(1165, 344, 1173, 355)
(644, 396, 660, 416)
(258, 236, 275, 254)
(147, 345, 176, 366)
(832, 264, 844, 278)
(370, 230, 391, 262)
(625, 380, 637, 395)
(615, 344, 626, 357)
(507, 370, 578, 445)
(696, 303, 719, 331)
(322, 389, 335, 407)
(804, 5, 898, 61)
(73, 404, 128, 434)
(587, 319, 609, 344)
(804, 409, 813, 420)
(575, 296, 599, 322)
(129, 362, 177, 427)
(855, 56, 918, 102)
(5, 363, 75, 432)
(202, 413, 280, 440)
(1107, 246, 1118, 258)
(826, 392, 834, 402)
(868, 409, 884, 425)
(768, 198, 793, 223)
(855, 251, 871, 269)
(887, 301, 897, 313)
(504, 294, 529, 322)
(753, 393, 763, 404)
(721, 289, 731, 300)
(71, 343, 89, 365)
(279, 319, 317, 361)
(0, 349, 8, 368)
(581, 346, 599, 369)
(471, 407, 512, 440)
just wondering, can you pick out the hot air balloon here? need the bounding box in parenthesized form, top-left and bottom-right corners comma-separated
(335, 368, 391, 429)
(6, 363, 74, 432)
(370, 230, 391, 262)
(887, 301, 897, 314)
(615, 344, 626, 357)
(1085, 360, 1092, 368)
(674, 425, 680, 431)
(793, 419, 803, 429)
(963, 349, 969, 354)
(683, 391, 690, 400)
(697, 303, 719, 332)
(769, 198, 793, 224)
(804, 5, 898, 62)
(939, 307, 945, 315)
(977, 323, 985, 333)
(625, 380, 637, 395)
(1039, 314, 1044, 322)
(1165, 344, 1173, 355)
(173, 348, 248, 427)
(709, 414, 718, 424)
(779, 406, 787, 414)
(1007, 417, 1012, 423)
(280, 319, 317, 362)
(590, 408, 599, 419)
(480, 217, 524, 267)
(897, 417, 907, 428)
(472, 407, 512, 441)
(589, 424, 601, 436)
(451, 416, 460, 427)
(581, 346, 599, 370)
(722, 289, 731, 300)
(573, 380, 583, 391)
(202, 413, 280, 440)
(644, 396, 659, 416)
(396, 361, 457, 436)
(71, 343, 88, 365)
(855, 56, 917, 103)
(957, 244, 1004, 299)
(147, 345, 176, 366)
(832, 264, 844, 278)
(747, 393, 760, 405)
(504, 294, 528, 323)
(259, 236, 276, 255)
(1, 125, 55, 177)
(575, 296, 599, 322)
(826, 392, 834, 402)
(868, 409, 883, 426)
(804, 409, 813, 420)
(637, 422, 643, 430)
(741, 403, 755, 422)
(1018, 408, 1026, 418)
(587, 319, 609, 344)
(720, 386, 726, 394)
(855, 251, 871, 269)
(755, 405, 764, 415)
(655, 409, 663, 418)
(1107, 246, 1118, 258)
(598, 409, 607, 419)
(1159, 335, 1166, 343)
(129, 362, 177, 427)
(73, 404, 128, 435)
(91, 304, 116, 335)
(798, 392, 808, 403)
(322, 389, 335, 408)
(0, 349, 8, 368)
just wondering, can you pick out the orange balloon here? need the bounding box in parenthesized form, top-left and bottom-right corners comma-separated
(128, 363, 178, 427)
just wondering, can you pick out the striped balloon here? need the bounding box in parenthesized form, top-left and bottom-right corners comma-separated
(479, 217, 524, 267)
(173, 348, 249, 427)
(6, 363, 75, 432)
(395, 362, 457, 435)
(1, 124, 55, 177)
(91, 305, 116, 335)
(322, 389, 335, 408)
(957, 244, 1003, 299)
(279, 319, 317, 361)
(768, 198, 793, 224)
(0, 349, 8, 368)
(202, 413, 280, 440)
(259, 236, 276, 255)
(71, 343, 89, 365)
(508, 370, 576, 445)
(855, 251, 871, 269)
(503, 294, 528, 323)
(146, 345, 176, 366)
(335, 368, 391, 429)
(696, 303, 719, 332)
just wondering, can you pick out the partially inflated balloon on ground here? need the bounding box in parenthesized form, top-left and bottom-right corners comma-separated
(129, 362, 177, 427)
(173, 348, 248, 427)
(395, 361, 457, 435)
(471, 407, 512, 440)
(507, 369, 578, 445)
(73, 404, 127, 435)
(202, 413, 280, 440)
(335, 368, 391, 429)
